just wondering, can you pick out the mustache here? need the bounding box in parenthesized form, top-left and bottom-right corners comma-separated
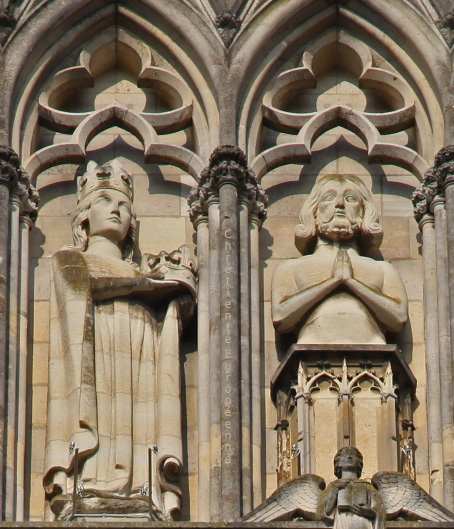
(325, 208, 357, 222)
(316, 215, 361, 237)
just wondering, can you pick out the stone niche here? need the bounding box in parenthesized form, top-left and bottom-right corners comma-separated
(271, 345, 416, 485)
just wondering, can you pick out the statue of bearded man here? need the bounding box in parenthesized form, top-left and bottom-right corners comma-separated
(272, 174, 408, 344)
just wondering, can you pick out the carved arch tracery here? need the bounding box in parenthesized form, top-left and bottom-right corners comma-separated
(247, 27, 431, 182)
(21, 26, 206, 185)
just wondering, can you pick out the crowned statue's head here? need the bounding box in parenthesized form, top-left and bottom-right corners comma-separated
(334, 446, 364, 479)
(295, 174, 383, 256)
(71, 160, 137, 260)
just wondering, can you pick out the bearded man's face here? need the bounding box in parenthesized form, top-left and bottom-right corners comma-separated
(315, 180, 363, 241)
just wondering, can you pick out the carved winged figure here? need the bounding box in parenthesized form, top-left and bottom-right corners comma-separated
(243, 447, 454, 527)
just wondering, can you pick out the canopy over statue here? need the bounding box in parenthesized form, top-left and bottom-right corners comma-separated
(43, 160, 196, 520)
(272, 174, 408, 344)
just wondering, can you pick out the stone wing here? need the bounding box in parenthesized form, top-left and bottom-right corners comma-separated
(242, 474, 325, 522)
(372, 472, 454, 522)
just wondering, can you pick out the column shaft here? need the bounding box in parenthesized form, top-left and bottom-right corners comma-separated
(0, 183, 9, 518)
(239, 202, 251, 514)
(15, 216, 32, 521)
(219, 182, 241, 522)
(250, 219, 262, 507)
(5, 199, 21, 520)
(208, 202, 221, 521)
(423, 213, 443, 501)
(442, 184, 454, 509)
(196, 218, 210, 521)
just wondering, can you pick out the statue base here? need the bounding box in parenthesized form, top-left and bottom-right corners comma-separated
(50, 494, 162, 521)
(271, 344, 416, 484)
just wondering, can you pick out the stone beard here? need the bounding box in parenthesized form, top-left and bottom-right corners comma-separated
(316, 213, 360, 241)
(271, 174, 408, 345)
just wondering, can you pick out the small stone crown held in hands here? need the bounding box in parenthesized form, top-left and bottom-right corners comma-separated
(141, 244, 198, 297)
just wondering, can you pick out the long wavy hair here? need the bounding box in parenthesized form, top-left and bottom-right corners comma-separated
(68, 193, 137, 262)
(295, 174, 383, 256)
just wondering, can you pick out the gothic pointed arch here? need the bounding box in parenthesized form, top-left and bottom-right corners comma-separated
(2, 0, 225, 163)
(236, 0, 449, 164)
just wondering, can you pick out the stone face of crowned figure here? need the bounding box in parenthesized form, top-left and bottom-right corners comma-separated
(43, 160, 196, 520)
(272, 174, 408, 345)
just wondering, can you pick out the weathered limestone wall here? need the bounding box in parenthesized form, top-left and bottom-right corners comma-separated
(0, 0, 453, 523)
(22, 18, 433, 523)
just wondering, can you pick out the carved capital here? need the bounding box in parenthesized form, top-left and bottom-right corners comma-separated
(413, 147, 454, 224)
(188, 145, 267, 224)
(434, 145, 454, 190)
(0, 146, 39, 219)
(412, 167, 439, 223)
(0, 146, 21, 189)
(16, 169, 39, 218)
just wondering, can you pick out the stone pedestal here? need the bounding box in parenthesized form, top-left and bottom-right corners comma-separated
(271, 345, 416, 484)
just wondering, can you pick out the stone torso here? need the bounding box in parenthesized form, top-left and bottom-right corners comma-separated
(293, 250, 386, 344)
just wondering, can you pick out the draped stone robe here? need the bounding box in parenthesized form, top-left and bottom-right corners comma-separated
(317, 479, 386, 529)
(43, 249, 184, 519)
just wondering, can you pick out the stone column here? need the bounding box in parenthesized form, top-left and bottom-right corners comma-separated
(188, 146, 267, 521)
(0, 147, 38, 520)
(432, 201, 449, 502)
(189, 185, 221, 520)
(413, 150, 454, 505)
(338, 358, 353, 448)
(5, 196, 22, 521)
(16, 212, 34, 521)
(239, 200, 251, 512)
(379, 363, 399, 472)
(208, 200, 221, 521)
(192, 215, 210, 521)
(219, 174, 241, 522)
(432, 147, 454, 509)
(250, 215, 263, 507)
(0, 159, 12, 521)
(295, 362, 313, 474)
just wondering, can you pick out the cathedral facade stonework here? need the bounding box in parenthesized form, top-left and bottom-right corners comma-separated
(1, 0, 454, 524)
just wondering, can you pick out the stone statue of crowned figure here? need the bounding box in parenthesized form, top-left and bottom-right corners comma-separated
(272, 173, 408, 345)
(43, 160, 197, 520)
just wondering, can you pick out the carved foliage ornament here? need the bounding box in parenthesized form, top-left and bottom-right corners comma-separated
(215, 11, 241, 47)
(412, 145, 454, 222)
(0, 146, 39, 217)
(436, 10, 454, 47)
(188, 145, 267, 223)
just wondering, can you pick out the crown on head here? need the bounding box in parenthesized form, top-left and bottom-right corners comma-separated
(77, 160, 134, 205)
